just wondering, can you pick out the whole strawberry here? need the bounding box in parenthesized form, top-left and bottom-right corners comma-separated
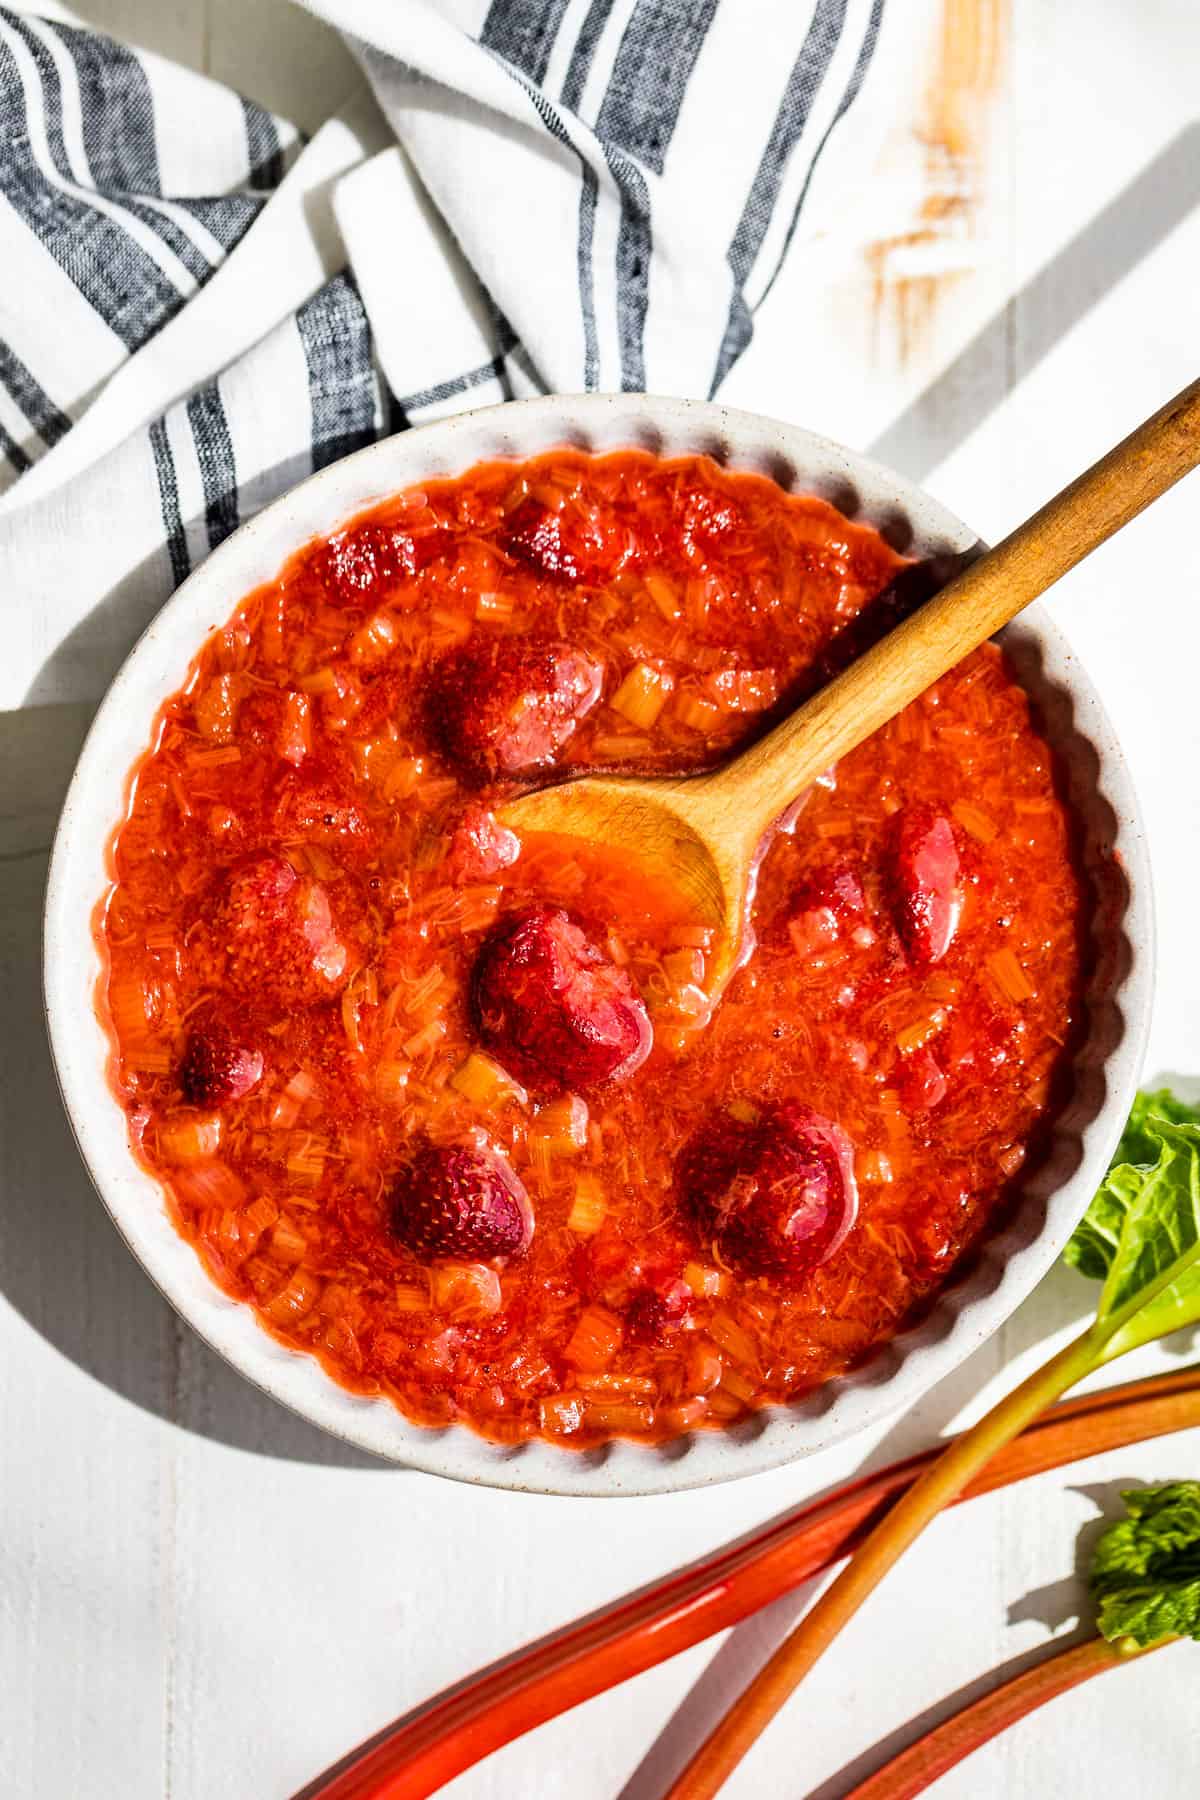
(390, 1140, 534, 1262)
(427, 636, 602, 781)
(179, 1021, 264, 1107)
(501, 496, 628, 584)
(471, 904, 652, 1093)
(679, 1103, 858, 1280)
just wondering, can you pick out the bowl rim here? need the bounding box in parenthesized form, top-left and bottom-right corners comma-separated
(42, 392, 1154, 1497)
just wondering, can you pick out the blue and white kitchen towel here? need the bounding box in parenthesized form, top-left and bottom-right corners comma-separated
(0, 0, 902, 710)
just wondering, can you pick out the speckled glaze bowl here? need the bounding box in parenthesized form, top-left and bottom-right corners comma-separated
(43, 394, 1153, 1495)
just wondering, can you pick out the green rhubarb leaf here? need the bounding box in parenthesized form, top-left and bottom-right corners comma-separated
(1063, 1090, 1200, 1357)
(1112, 1088, 1200, 1168)
(1091, 1482, 1200, 1647)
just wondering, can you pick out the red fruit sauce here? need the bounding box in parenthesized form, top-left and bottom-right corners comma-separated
(97, 450, 1090, 1448)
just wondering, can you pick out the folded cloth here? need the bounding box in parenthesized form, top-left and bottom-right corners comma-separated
(0, 0, 902, 710)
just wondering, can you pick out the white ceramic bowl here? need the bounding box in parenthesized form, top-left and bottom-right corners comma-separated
(43, 395, 1153, 1496)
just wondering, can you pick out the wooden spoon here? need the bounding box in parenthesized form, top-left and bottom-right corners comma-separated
(499, 377, 1200, 991)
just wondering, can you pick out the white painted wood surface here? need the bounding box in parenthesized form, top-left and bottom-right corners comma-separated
(3, 2, 1200, 1796)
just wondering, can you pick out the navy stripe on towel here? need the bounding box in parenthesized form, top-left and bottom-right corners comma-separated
(148, 415, 189, 588)
(55, 15, 162, 195)
(560, 0, 617, 112)
(711, 0, 849, 390)
(481, 0, 571, 85)
(0, 339, 72, 445)
(174, 193, 266, 253)
(12, 14, 263, 287)
(186, 384, 239, 551)
(296, 275, 381, 470)
(596, 0, 719, 388)
(395, 344, 516, 415)
(241, 95, 284, 189)
(0, 418, 31, 476)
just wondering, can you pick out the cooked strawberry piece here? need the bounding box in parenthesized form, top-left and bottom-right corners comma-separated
(679, 1102, 858, 1279)
(240, 688, 286, 748)
(471, 905, 652, 1092)
(321, 521, 443, 597)
(898, 1046, 948, 1113)
(625, 1278, 691, 1346)
(217, 852, 359, 1006)
(889, 806, 962, 967)
(390, 1140, 533, 1262)
(502, 499, 586, 580)
(798, 865, 866, 921)
(788, 864, 867, 956)
(428, 636, 602, 780)
(679, 489, 749, 562)
(273, 768, 369, 851)
(500, 496, 629, 585)
(446, 804, 521, 883)
(179, 1022, 264, 1107)
(240, 688, 311, 767)
(580, 1232, 643, 1309)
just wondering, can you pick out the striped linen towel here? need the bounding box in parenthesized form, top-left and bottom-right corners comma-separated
(0, 0, 905, 711)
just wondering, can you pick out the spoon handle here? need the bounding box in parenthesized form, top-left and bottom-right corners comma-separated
(709, 374, 1200, 836)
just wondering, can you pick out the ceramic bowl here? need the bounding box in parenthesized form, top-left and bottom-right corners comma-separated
(43, 394, 1153, 1495)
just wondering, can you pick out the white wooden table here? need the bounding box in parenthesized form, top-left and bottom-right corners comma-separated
(3, 3, 1199, 1796)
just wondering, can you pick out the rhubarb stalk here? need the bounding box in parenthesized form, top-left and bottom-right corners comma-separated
(299, 1369, 1200, 1800)
(842, 1636, 1170, 1800)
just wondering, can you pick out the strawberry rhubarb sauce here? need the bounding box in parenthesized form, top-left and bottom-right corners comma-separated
(97, 450, 1090, 1448)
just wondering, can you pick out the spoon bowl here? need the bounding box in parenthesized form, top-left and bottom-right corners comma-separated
(498, 768, 752, 991)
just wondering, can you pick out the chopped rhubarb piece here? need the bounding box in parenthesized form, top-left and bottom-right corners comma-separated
(471, 905, 652, 1093)
(889, 805, 963, 967)
(179, 1022, 264, 1107)
(390, 1140, 533, 1262)
(679, 1103, 859, 1279)
(428, 636, 602, 781)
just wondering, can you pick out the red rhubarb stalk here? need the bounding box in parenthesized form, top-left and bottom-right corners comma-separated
(297, 1368, 1200, 1800)
(843, 1635, 1173, 1800)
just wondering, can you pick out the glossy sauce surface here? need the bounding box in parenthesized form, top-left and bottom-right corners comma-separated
(98, 451, 1090, 1447)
